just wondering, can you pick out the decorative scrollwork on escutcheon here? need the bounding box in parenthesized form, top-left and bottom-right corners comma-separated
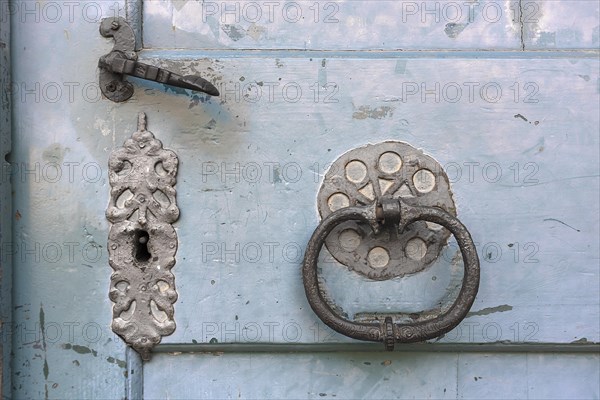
(106, 112, 179, 360)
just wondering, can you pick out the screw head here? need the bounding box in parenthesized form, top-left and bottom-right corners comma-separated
(111, 21, 120, 30)
(106, 82, 117, 92)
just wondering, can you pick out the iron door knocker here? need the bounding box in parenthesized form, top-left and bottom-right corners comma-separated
(302, 141, 480, 350)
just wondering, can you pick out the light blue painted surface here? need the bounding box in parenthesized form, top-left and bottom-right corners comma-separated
(126, 55, 598, 346)
(4, 0, 600, 398)
(144, 0, 523, 50)
(144, 351, 600, 399)
(523, 1, 600, 49)
(9, 2, 133, 398)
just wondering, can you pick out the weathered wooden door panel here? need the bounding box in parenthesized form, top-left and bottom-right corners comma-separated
(143, 0, 523, 50)
(7, 2, 134, 398)
(144, 0, 600, 51)
(143, 351, 600, 399)
(125, 55, 598, 346)
(523, 1, 600, 49)
(3, 0, 599, 399)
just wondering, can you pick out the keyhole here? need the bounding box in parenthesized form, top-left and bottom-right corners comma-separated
(134, 230, 151, 262)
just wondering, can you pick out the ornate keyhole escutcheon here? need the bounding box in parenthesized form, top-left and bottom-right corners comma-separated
(304, 141, 480, 349)
(106, 112, 179, 360)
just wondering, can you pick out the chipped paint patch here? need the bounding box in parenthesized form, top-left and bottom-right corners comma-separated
(83, 225, 103, 248)
(42, 143, 68, 164)
(571, 338, 590, 344)
(172, 0, 188, 12)
(222, 24, 246, 41)
(40, 304, 49, 398)
(246, 24, 266, 40)
(62, 343, 98, 357)
(514, 113, 540, 125)
(445, 23, 468, 38)
(467, 304, 513, 318)
(93, 117, 111, 137)
(352, 106, 394, 120)
(394, 60, 406, 74)
(106, 356, 127, 368)
(319, 59, 328, 87)
(204, 119, 217, 130)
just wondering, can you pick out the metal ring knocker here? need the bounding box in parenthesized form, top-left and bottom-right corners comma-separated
(302, 198, 480, 350)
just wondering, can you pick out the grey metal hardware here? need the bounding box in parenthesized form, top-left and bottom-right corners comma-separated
(317, 141, 456, 280)
(106, 112, 180, 360)
(304, 142, 479, 349)
(303, 199, 479, 350)
(98, 17, 219, 102)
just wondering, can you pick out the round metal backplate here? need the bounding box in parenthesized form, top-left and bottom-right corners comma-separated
(317, 141, 456, 280)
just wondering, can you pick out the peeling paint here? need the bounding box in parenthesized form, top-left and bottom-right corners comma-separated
(394, 60, 406, 74)
(571, 338, 589, 344)
(246, 24, 265, 40)
(445, 23, 468, 38)
(272, 167, 281, 183)
(514, 114, 540, 126)
(106, 356, 127, 368)
(42, 143, 67, 164)
(352, 106, 394, 120)
(514, 113, 528, 122)
(319, 59, 328, 87)
(83, 225, 102, 248)
(467, 304, 513, 318)
(93, 117, 111, 137)
(222, 24, 246, 41)
(204, 119, 217, 130)
(40, 304, 49, 399)
(61, 343, 98, 357)
(172, 0, 188, 11)
(43, 360, 49, 380)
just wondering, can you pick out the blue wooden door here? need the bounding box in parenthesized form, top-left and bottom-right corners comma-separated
(2, 1, 599, 398)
